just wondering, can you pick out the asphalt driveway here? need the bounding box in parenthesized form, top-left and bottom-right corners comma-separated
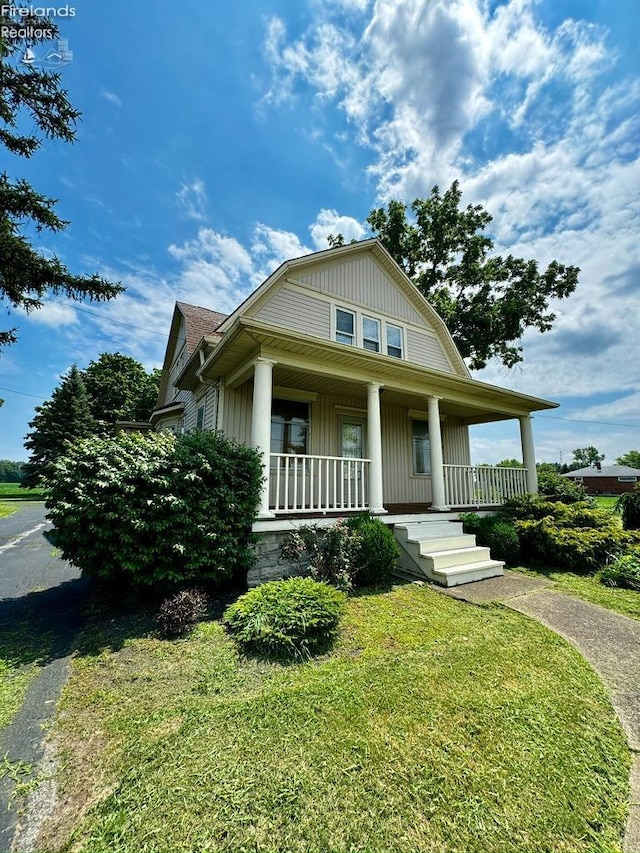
(0, 502, 89, 851)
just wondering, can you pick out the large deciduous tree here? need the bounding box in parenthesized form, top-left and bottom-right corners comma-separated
(363, 182, 579, 370)
(83, 353, 161, 429)
(1, 9, 123, 349)
(570, 446, 605, 470)
(616, 451, 640, 469)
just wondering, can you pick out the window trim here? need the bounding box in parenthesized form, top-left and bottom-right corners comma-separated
(618, 476, 637, 483)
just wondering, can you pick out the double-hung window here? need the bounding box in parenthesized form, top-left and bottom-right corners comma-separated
(386, 324, 403, 358)
(270, 399, 309, 455)
(362, 316, 380, 352)
(336, 309, 355, 346)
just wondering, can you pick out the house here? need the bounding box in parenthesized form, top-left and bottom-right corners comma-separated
(153, 239, 557, 586)
(562, 464, 640, 495)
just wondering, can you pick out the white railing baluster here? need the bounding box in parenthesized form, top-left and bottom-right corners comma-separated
(443, 464, 530, 507)
(268, 454, 372, 514)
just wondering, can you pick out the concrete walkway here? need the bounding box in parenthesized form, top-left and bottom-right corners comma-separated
(440, 571, 640, 853)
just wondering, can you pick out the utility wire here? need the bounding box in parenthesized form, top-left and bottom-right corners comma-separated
(0, 386, 48, 400)
(52, 300, 167, 337)
(537, 414, 640, 429)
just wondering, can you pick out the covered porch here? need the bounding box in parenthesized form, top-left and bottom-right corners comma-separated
(192, 319, 549, 520)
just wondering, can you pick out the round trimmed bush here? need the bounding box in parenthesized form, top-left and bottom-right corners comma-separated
(223, 577, 346, 660)
(346, 515, 400, 585)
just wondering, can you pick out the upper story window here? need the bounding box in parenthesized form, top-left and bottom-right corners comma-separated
(335, 306, 405, 359)
(386, 324, 403, 358)
(336, 309, 355, 346)
(362, 316, 380, 353)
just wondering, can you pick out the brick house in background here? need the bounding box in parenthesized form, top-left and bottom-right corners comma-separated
(562, 463, 640, 495)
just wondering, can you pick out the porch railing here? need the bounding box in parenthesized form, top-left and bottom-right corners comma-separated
(444, 465, 528, 507)
(270, 453, 370, 514)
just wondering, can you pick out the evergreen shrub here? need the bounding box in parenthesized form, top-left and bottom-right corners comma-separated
(223, 577, 346, 660)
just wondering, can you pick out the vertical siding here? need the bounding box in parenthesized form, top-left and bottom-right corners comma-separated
(406, 329, 453, 373)
(299, 256, 427, 326)
(254, 285, 331, 339)
(222, 381, 253, 445)
(442, 417, 470, 465)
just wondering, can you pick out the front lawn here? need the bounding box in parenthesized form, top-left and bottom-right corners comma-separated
(0, 503, 16, 519)
(38, 583, 629, 853)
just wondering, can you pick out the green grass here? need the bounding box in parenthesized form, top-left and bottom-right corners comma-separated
(0, 482, 45, 500)
(0, 623, 55, 735)
(0, 503, 17, 519)
(42, 584, 630, 853)
(514, 567, 640, 620)
(592, 495, 619, 512)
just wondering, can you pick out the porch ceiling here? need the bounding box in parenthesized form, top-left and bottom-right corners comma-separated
(196, 317, 558, 424)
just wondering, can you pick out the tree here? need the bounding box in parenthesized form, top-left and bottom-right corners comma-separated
(0, 460, 25, 482)
(23, 365, 95, 486)
(365, 182, 579, 369)
(83, 353, 161, 429)
(1, 9, 123, 349)
(496, 458, 524, 468)
(616, 451, 640, 470)
(569, 446, 605, 470)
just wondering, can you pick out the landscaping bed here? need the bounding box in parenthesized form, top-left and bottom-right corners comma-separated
(36, 583, 629, 853)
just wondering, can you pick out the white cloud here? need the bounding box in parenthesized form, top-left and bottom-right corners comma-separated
(100, 88, 122, 107)
(23, 301, 78, 328)
(309, 208, 365, 249)
(176, 179, 208, 221)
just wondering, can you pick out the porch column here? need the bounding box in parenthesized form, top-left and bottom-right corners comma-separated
(427, 395, 449, 511)
(519, 414, 538, 493)
(367, 382, 386, 514)
(251, 357, 276, 518)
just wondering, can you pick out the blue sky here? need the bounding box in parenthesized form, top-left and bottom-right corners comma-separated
(1, 0, 639, 465)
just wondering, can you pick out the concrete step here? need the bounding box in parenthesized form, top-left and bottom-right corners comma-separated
(423, 545, 492, 572)
(395, 521, 463, 541)
(418, 534, 476, 554)
(431, 559, 505, 587)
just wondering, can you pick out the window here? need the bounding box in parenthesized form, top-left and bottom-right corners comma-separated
(618, 476, 637, 483)
(386, 324, 403, 358)
(362, 316, 380, 352)
(412, 420, 430, 474)
(196, 403, 205, 431)
(271, 399, 309, 455)
(336, 309, 355, 346)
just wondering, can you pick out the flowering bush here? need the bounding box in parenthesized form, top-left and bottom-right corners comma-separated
(280, 515, 399, 591)
(45, 430, 262, 590)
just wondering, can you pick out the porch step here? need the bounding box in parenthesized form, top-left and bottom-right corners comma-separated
(393, 520, 504, 587)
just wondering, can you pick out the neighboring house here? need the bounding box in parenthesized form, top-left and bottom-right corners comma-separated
(152, 239, 557, 586)
(562, 464, 640, 495)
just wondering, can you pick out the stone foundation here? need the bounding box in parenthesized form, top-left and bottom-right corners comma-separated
(247, 531, 305, 587)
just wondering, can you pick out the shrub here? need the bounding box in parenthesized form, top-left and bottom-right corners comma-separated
(280, 515, 400, 591)
(502, 497, 603, 526)
(515, 518, 635, 572)
(600, 552, 640, 591)
(615, 485, 640, 530)
(45, 430, 263, 590)
(460, 513, 520, 564)
(346, 514, 401, 585)
(157, 588, 210, 638)
(223, 577, 346, 660)
(537, 470, 586, 502)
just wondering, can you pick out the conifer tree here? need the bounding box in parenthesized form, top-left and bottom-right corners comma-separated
(23, 365, 95, 486)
